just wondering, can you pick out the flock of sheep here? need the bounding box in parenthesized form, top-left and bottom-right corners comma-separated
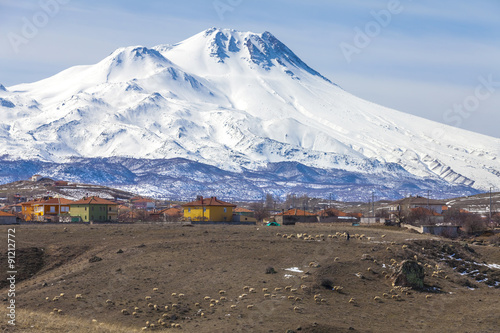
(42, 228, 447, 330)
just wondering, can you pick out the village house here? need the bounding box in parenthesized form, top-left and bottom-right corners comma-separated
(1, 203, 23, 214)
(148, 207, 183, 222)
(70, 196, 118, 222)
(388, 196, 447, 222)
(130, 197, 156, 211)
(274, 208, 318, 225)
(232, 207, 257, 223)
(21, 198, 43, 221)
(317, 207, 360, 223)
(233, 207, 255, 217)
(182, 196, 236, 222)
(31, 174, 43, 182)
(30, 197, 73, 222)
(0, 211, 17, 225)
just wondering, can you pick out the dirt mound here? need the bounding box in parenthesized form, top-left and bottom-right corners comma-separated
(0, 247, 45, 288)
(0, 245, 90, 289)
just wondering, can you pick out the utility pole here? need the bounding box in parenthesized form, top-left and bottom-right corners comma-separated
(427, 190, 430, 210)
(372, 191, 375, 217)
(490, 187, 493, 224)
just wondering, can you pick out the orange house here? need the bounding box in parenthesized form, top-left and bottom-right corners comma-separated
(22, 198, 45, 221)
(32, 197, 73, 222)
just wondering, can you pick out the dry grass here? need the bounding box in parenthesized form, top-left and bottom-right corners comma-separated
(0, 309, 139, 332)
(0, 223, 499, 332)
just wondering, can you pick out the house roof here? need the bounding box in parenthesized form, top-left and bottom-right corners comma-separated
(35, 198, 74, 205)
(182, 196, 236, 207)
(275, 209, 317, 216)
(132, 198, 154, 203)
(0, 211, 16, 217)
(318, 208, 347, 217)
(159, 207, 182, 216)
(234, 207, 254, 213)
(22, 198, 45, 205)
(71, 196, 118, 205)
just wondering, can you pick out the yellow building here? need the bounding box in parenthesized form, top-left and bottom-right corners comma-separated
(32, 197, 73, 222)
(22, 198, 44, 221)
(182, 196, 236, 222)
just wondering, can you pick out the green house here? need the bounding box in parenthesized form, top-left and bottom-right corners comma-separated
(70, 196, 118, 222)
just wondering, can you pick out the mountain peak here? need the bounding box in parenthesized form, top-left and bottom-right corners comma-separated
(0, 84, 6, 92)
(3, 28, 498, 196)
(172, 28, 332, 83)
(102, 45, 172, 82)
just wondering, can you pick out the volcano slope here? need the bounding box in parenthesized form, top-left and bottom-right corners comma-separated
(1, 223, 499, 332)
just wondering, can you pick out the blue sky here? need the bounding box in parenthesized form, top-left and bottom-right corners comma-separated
(1, 0, 499, 137)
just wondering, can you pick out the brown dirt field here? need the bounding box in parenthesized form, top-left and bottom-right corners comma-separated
(0, 223, 499, 333)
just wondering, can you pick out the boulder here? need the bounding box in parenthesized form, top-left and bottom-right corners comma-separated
(391, 260, 424, 289)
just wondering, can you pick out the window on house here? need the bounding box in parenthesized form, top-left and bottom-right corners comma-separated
(188, 208, 191, 213)
(50, 206, 55, 213)
(224, 208, 227, 213)
(203, 207, 207, 212)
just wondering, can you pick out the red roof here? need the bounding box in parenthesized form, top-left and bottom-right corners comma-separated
(71, 196, 118, 205)
(275, 209, 316, 216)
(159, 207, 182, 216)
(234, 207, 254, 213)
(22, 198, 45, 205)
(318, 208, 347, 217)
(182, 196, 236, 208)
(36, 198, 74, 205)
(132, 198, 154, 203)
(0, 211, 16, 217)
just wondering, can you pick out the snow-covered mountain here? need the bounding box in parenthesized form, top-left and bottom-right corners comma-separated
(1, 28, 498, 200)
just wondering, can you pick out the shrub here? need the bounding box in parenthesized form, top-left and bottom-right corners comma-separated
(265, 266, 277, 274)
(320, 278, 334, 290)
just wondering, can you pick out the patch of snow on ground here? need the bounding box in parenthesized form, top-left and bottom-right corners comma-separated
(285, 267, 304, 273)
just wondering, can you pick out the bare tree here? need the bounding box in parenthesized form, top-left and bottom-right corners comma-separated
(249, 202, 270, 222)
(265, 193, 274, 210)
